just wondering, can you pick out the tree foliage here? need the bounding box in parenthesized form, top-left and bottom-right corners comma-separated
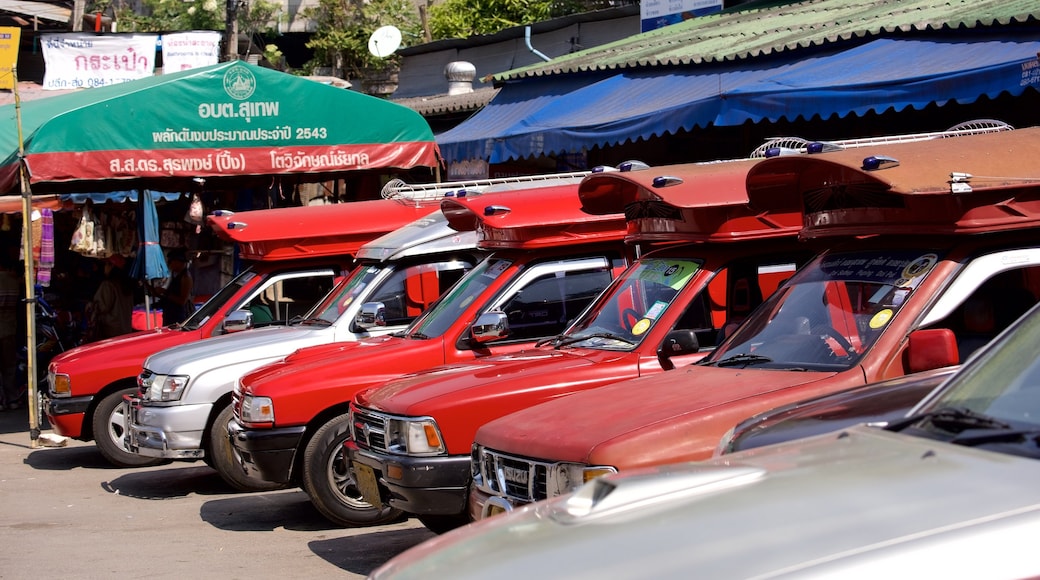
(303, 0, 420, 79)
(91, 0, 280, 36)
(427, 0, 588, 39)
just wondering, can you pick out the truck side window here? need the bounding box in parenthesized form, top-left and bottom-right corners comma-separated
(265, 276, 336, 323)
(502, 267, 613, 342)
(370, 261, 475, 327)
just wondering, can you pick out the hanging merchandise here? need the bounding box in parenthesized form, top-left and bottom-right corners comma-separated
(184, 193, 204, 233)
(37, 209, 54, 286)
(69, 204, 97, 256)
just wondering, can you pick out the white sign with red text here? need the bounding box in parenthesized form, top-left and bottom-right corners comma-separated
(161, 31, 221, 73)
(41, 33, 157, 90)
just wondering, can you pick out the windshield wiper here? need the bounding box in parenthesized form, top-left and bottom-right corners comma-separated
(297, 317, 333, 327)
(887, 406, 1013, 434)
(713, 353, 774, 368)
(551, 332, 635, 349)
(535, 334, 567, 348)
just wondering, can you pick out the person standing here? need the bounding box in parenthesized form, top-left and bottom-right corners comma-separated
(88, 256, 134, 341)
(155, 249, 193, 326)
(0, 252, 21, 409)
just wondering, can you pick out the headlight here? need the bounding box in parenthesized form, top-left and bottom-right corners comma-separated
(546, 463, 616, 498)
(240, 395, 274, 424)
(139, 372, 190, 401)
(387, 417, 444, 455)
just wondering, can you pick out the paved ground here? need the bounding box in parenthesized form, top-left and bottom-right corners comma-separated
(0, 406, 435, 579)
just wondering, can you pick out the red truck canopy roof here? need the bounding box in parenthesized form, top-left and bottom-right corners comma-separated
(205, 198, 438, 261)
(746, 126, 1040, 238)
(577, 160, 801, 244)
(441, 184, 626, 249)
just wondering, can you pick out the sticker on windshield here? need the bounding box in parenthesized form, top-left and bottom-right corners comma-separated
(632, 319, 651, 336)
(869, 308, 894, 329)
(638, 260, 699, 290)
(896, 253, 938, 287)
(645, 300, 668, 320)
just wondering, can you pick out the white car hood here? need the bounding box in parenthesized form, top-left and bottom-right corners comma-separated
(377, 426, 1040, 579)
(142, 325, 329, 375)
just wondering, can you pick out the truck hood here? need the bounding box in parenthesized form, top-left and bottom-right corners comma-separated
(143, 325, 329, 374)
(475, 364, 834, 463)
(378, 427, 1040, 579)
(357, 349, 603, 412)
(240, 335, 402, 394)
(50, 326, 188, 369)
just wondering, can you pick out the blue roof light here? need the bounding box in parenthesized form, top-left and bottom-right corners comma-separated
(862, 155, 900, 171)
(652, 176, 684, 188)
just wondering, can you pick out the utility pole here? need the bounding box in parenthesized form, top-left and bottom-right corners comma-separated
(224, 0, 240, 61)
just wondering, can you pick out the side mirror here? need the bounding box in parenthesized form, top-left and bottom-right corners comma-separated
(223, 309, 253, 334)
(906, 328, 959, 373)
(657, 330, 700, 371)
(471, 311, 510, 344)
(356, 302, 386, 330)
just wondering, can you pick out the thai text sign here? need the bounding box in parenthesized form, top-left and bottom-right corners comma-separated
(161, 31, 220, 73)
(0, 27, 20, 91)
(41, 33, 157, 90)
(640, 0, 722, 32)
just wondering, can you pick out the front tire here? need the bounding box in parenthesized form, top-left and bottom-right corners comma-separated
(301, 415, 403, 527)
(208, 403, 286, 492)
(92, 388, 164, 468)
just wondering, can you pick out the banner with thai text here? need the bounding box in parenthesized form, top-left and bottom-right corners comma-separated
(161, 31, 221, 73)
(41, 33, 157, 90)
(0, 27, 20, 90)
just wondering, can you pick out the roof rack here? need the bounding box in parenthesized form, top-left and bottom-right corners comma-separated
(381, 171, 594, 203)
(749, 119, 1014, 158)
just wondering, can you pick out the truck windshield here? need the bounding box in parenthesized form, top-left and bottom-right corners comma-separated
(559, 258, 701, 350)
(406, 258, 513, 339)
(179, 269, 254, 331)
(706, 250, 942, 371)
(303, 264, 386, 325)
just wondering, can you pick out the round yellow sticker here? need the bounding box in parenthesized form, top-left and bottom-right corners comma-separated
(869, 308, 894, 329)
(632, 319, 651, 336)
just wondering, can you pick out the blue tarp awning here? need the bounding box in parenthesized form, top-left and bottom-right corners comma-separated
(438, 33, 1040, 164)
(60, 191, 183, 204)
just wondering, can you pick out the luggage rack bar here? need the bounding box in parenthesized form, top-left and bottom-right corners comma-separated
(382, 171, 593, 203)
(749, 119, 1014, 158)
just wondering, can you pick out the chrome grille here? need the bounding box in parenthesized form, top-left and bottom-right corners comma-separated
(231, 389, 243, 421)
(351, 407, 389, 452)
(474, 447, 550, 503)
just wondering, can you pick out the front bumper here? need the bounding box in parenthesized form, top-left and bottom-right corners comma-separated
(228, 420, 305, 484)
(347, 442, 470, 516)
(468, 484, 523, 521)
(43, 395, 91, 438)
(126, 396, 212, 459)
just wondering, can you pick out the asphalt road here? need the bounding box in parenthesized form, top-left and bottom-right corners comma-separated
(0, 407, 435, 579)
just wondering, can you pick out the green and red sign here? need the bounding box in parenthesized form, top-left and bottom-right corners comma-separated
(0, 61, 441, 192)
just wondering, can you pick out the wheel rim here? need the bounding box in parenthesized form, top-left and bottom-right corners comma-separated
(325, 444, 373, 510)
(106, 403, 130, 452)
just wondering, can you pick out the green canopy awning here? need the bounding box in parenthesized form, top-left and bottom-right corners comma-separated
(0, 61, 441, 192)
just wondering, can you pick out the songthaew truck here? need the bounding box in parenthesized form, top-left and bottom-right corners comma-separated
(346, 158, 815, 532)
(125, 205, 484, 490)
(46, 198, 434, 467)
(466, 126, 1040, 519)
(228, 180, 633, 526)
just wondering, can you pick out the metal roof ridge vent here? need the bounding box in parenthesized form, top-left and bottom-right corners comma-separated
(445, 61, 476, 95)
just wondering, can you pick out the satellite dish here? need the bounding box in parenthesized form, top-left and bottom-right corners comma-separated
(368, 25, 402, 58)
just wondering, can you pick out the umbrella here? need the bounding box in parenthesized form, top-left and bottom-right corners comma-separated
(129, 190, 169, 328)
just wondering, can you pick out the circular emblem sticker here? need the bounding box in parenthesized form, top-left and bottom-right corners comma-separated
(632, 319, 651, 336)
(223, 66, 256, 100)
(869, 308, 894, 329)
(902, 254, 938, 280)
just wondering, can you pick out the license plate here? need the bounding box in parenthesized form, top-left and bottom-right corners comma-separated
(352, 462, 382, 506)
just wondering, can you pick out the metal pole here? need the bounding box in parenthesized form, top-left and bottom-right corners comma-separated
(13, 66, 40, 447)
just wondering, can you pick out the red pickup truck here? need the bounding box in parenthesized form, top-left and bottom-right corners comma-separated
(45, 198, 435, 466)
(465, 127, 1040, 521)
(228, 181, 633, 527)
(345, 158, 817, 532)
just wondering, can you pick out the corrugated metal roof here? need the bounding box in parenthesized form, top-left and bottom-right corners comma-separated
(491, 0, 1040, 82)
(0, 0, 70, 24)
(393, 86, 500, 116)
